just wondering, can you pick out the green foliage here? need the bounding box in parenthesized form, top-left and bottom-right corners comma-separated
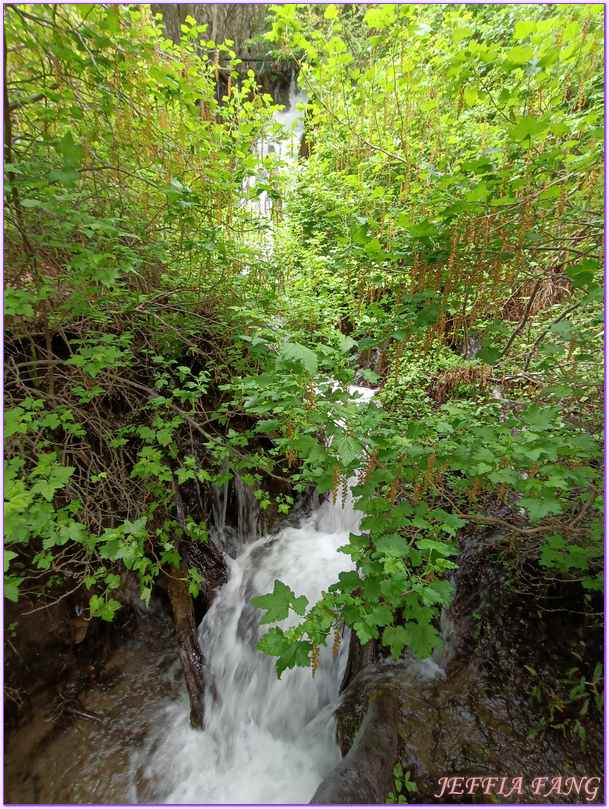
(525, 663, 603, 750)
(252, 580, 309, 625)
(3, 3, 288, 615)
(4, 2, 602, 697)
(239, 317, 600, 673)
(387, 763, 418, 804)
(240, 2, 603, 676)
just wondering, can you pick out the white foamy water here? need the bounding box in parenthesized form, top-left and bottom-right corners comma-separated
(243, 74, 308, 259)
(131, 69, 375, 800)
(132, 478, 362, 804)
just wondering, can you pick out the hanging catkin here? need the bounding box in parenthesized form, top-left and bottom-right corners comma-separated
(332, 628, 341, 660)
(341, 476, 349, 509)
(311, 645, 320, 678)
(332, 465, 341, 506)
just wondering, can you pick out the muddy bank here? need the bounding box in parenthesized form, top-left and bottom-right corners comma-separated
(4, 611, 181, 804)
(4, 573, 169, 730)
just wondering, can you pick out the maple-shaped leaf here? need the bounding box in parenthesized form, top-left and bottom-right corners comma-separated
(276, 640, 312, 678)
(406, 620, 442, 659)
(252, 579, 293, 624)
(252, 579, 308, 624)
(382, 625, 412, 660)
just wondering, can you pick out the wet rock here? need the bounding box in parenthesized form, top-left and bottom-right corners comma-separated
(324, 528, 603, 804)
(310, 690, 399, 804)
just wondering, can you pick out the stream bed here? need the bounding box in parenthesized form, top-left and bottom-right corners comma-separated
(6, 456, 361, 804)
(5, 487, 603, 805)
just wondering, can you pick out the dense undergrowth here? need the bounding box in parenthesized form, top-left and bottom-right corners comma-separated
(4, 3, 603, 704)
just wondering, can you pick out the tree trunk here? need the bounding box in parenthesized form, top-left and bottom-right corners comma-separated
(150, 3, 267, 57)
(167, 560, 207, 729)
(339, 632, 379, 695)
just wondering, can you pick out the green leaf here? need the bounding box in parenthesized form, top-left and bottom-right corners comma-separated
(292, 595, 309, 616)
(513, 20, 537, 39)
(375, 532, 410, 553)
(5, 288, 35, 318)
(506, 45, 534, 65)
(410, 218, 437, 238)
(354, 620, 378, 645)
(67, 521, 87, 543)
(58, 131, 84, 166)
(337, 333, 357, 353)
(333, 570, 364, 591)
(510, 115, 548, 142)
(518, 496, 563, 521)
(566, 260, 598, 288)
(334, 435, 362, 466)
(280, 342, 318, 376)
(123, 516, 148, 537)
(92, 597, 122, 622)
(4, 550, 18, 572)
(438, 512, 468, 536)
(176, 467, 196, 484)
(257, 626, 287, 656)
(4, 576, 24, 602)
(521, 404, 560, 431)
(365, 603, 393, 628)
(251, 579, 307, 624)
(407, 620, 442, 659)
(476, 346, 502, 365)
(464, 87, 477, 107)
(382, 625, 411, 660)
(538, 186, 561, 200)
(276, 640, 312, 677)
(48, 167, 81, 187)
(350, 219, 370, 244)
(570, 273, 594, 288)
(361, 368, 381, 383)
(421, 580, 453, 606)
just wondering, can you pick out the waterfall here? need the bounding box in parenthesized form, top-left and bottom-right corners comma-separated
(132, 448, 364, 804)
(244, 74, 308, 256)
(130, 74, 372, 801)
(210, 474, 259, 558)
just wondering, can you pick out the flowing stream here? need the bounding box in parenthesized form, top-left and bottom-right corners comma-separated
(135, 454, 367, 803)
(244, 73, 307, 254)
(129, 80, 372, 802)
(6, 60, 603, 809)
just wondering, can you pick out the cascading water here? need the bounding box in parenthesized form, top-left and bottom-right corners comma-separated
(132, 410, 371, 803)
(129, 77, 373, 803)
(210, 474, 260, 558)
(243, 74, 308, 258)
(4, 80, 383, 806)
(250, 74, 307, 207)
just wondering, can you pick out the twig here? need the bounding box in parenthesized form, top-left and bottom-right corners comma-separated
(21, 579, 84, 615)
(502, 277, 542, 355)
(522, 299, 583, 372)
(294, 52, 413, 167)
